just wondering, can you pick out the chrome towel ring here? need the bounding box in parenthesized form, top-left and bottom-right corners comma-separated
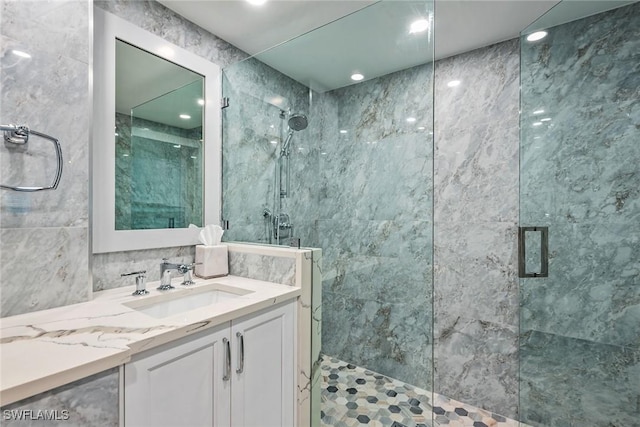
(1, 124, 63, 192)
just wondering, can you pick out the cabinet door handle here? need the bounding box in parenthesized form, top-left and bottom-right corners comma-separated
(223, 337, 231, 381)
(236, 332, 244, 374)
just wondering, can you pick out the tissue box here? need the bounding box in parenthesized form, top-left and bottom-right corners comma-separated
(195, 245, 229, 278)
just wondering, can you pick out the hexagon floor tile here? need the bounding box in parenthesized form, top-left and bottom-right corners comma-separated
(320, 355, 530, 427)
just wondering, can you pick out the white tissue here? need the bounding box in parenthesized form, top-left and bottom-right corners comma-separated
(199, 224, 224, 246)
(195, 224, 228, 278)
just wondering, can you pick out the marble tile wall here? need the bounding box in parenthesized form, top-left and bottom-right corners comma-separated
(221, 57, 313, 245)
(519, 3, 640, 425)
(0, 368, 119, 427)
(318, 63, 434, 389)
(0, 0, 91, 317)
(433, 39, 520, 418)
(228, 250, 296, 286)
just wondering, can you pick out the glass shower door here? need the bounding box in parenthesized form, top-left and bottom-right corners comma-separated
(519, 2, 640, 426)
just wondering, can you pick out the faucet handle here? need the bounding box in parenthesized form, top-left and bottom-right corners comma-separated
(121, 271, 149, 296)
(121, 270, 146, 277)
(179, 263, 201, 286)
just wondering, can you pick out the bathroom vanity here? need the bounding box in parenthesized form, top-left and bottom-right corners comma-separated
(0, 239, 323, 427)
(124, 298, 295, 426)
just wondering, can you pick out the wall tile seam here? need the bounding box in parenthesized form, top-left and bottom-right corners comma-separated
(523, 328, 640, 352)
(433, 313, 519, 331)
(0, 226, 89, 231)
(0, 32, 91, 66)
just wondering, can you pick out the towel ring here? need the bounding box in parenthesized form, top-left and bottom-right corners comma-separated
(1, 124, 63, 192)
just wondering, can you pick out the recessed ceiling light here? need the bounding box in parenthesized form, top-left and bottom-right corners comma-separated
(173, 144, 182, 148)
(418, 126, 426, 130)
(540, 117, 552, 122)
(533, 122, 543, 126)
(409, 19, 430, 34)
(406, 117, 417, 123)
(270, 140, 278, 144)
(246, 0, 267, 5)
(197, 99, 204, 106)
(447, 80, 461, 87)
(526, 31, 547, 42)
(179, 114, 191, 119)
(533, 109, 545, 115)
(351, 73, 364, 81)
(339, 130, 348, 134)
(123, 154, 129, 157)
(12, 49, 31, 58)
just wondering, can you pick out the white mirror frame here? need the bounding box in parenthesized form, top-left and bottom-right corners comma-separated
(93, 8, 221, 253)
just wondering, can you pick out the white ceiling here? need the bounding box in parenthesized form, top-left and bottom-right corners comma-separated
(148, 0, 635, 97)
(159, 0, 561, 91)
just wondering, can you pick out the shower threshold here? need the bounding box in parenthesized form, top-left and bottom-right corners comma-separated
(320, 355, 528, 427)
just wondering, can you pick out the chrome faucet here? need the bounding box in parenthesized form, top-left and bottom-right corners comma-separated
(158, 259, 182, 290)
(178, 263, 196, 286)
(121, 270, 149, 296)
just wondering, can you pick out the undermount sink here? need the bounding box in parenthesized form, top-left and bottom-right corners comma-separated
(123, 283, 254, 319)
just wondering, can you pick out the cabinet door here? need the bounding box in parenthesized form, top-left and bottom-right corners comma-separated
(231, 301, 295, 427)
(124, 323, 231, 427)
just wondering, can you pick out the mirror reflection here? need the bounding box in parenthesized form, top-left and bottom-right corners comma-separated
(115, 40, 204, 230)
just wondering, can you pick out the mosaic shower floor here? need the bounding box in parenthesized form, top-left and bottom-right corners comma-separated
(320, 355, 528, 427)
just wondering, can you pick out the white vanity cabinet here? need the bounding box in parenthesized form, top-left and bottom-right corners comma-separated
(124, 300, 296, 427)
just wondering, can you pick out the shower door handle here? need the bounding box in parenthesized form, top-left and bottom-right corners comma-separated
(518, 226, 549, 278)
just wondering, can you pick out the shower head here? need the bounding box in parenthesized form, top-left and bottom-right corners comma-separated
(281, 113, 309, 157)
(288, 113, 308, 132)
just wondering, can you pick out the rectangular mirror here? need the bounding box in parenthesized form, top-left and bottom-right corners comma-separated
(115, 40, 204, 231)
(93, 8, 221, 253)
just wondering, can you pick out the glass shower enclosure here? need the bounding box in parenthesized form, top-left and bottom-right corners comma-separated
(519, 2, 639, 426)
(222, 1, 435, 426)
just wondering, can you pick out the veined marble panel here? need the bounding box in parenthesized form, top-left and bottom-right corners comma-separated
(0, 368, 119, 427)
(519, 5, 640, 424)
(318, 219, 431, 306)
(318, 64, 434, 223)
(93, 245, 195, 291)
(312, 54, 434, 402)
(94, 0, 247, 68)
(322, 291, 432, 390)
(221, 59, 311, 245)
(1, 0, 90, 318)
(297, 249, 323, 427)
(520, 330, 640, 427)
(520, 2, 640, 226)
(434, 315, 519, 419)
(434, 222, 518, 326)
(318, 131, 432, 223)
(1, 0, 89, 64)
(0, 34, 89, 229)
(1, 227, 89, 317)
(435, 40, 519, 131)
(434, 39, 519, 224)
(432, 39, 520, 419)
(520, 223, 640, 348)
(228, 251, 296, 286)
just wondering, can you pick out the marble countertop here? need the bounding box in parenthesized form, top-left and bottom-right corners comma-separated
(0, 275, 300, 406)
